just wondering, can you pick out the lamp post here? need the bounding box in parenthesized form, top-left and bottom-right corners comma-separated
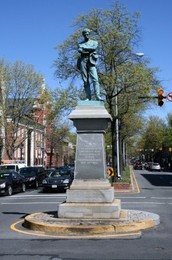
(19, 143, 24, 160)
(115, 52, 144, 179)
(0, 139, 3, 164)
(135, 52, 144, 58)
(41, 147, 45, 167)
(115, 92, 121, 178)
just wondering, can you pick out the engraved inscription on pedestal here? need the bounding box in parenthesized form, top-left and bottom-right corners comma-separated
(75, 133, 106, 179)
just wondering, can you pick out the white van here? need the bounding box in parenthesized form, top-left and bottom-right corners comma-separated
(0, 161, 26, 172)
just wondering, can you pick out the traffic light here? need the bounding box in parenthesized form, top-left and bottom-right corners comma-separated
(157, 89, 164, 106)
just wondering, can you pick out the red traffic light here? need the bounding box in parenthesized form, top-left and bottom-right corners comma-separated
(157, 89, 164, 106)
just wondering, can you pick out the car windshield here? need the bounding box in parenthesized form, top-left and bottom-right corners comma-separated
(20, 168, 37, 176)
(56, 167, 71, 175)
(44, 169, 54, 175)
(0, 165, 15, 170)
(48, 170, 70, 178)
(49, 171, 61, 177)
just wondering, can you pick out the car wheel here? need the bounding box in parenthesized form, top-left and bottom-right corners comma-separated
(7, 186, 13, 196)
(21, 183, 26, 192)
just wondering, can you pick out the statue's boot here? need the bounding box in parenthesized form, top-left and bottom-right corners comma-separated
(84, 83, 91, 100)
(94, 83, 103, 101)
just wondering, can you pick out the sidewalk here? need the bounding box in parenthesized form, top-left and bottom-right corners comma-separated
(113, 167, 140, 193)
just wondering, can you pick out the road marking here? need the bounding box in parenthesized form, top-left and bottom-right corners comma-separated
(151, 197, 172, 200)
(119, 197, 172, 200)
(9, 194, 66, 198)
(2, 201, 170, 205)
(11, 220, 141, 239)
(131, 170, 140, 193)
(3, 195, 172, 200)
(122, 202, 166, 205)
(118, 197, 146, 199)
(1, 202, 61, 205)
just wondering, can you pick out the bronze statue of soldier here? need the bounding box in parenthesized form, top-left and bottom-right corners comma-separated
(77, 28, 103, 101)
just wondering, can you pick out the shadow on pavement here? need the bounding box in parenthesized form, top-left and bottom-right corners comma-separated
(2, 212, 29, 219)
(141, 173, 172, 187)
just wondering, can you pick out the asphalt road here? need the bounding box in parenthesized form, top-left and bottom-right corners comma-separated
(0, 169, 172, 259)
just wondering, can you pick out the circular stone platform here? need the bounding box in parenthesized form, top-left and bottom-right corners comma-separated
(23, 209, 160, 238)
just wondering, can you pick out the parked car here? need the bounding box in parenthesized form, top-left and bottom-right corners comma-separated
(19, 166, 47, 188)
(0, 171, 26, 196)
(133, 161, 143, 170)
(54, 166, 75, 179)
(144, 162, 152, 171)
(41, 168, 74, 192)
(149, 163, 161, 172)
(55, 165, 74, 175)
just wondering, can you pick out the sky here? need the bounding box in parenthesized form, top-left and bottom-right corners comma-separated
(0, 0, 172, 120)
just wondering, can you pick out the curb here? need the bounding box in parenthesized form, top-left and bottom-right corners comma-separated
(113, 167, 140, 193)
(21, 209, 160, 239)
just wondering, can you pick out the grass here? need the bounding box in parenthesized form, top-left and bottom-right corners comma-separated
(116, 166, 131, 184)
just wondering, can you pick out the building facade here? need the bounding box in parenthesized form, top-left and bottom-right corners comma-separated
(0, 86, 74, 168)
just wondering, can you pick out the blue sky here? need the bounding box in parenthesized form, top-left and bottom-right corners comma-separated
(0, 0, 172, 120)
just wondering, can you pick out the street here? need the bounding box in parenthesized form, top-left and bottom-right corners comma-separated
(0, 169, 172, 259)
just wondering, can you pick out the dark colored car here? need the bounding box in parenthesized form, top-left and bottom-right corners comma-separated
(0, 171, 26, 196)
(41, 168, 74, 192)
(19, 166, 47, 188)
(133, 161, 143, 170)
(54, 165, 74, 175)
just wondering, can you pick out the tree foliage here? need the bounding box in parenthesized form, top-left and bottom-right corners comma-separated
(162, 114, 172, 147)
(50, 84, 79, 123)
(0, 59, 43, 159)
(53, 1, 161, 170)
(138, 116, 165, 151)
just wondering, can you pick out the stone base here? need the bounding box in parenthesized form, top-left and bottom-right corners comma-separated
(58, 199, 121, 219)
(58, 179, 121, 219)
(66, 179, 114, 203)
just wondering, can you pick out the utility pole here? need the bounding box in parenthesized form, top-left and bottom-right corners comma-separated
(115, 90, 121, 179)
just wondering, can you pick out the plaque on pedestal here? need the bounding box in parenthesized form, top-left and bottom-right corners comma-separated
(75, 133, 105, 179)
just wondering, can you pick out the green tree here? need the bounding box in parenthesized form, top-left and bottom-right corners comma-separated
(53, 1, 160, 173)
(163, 114, 172, 147)
(44, 85, 79, 167)
(0, 59, 43, 159)
(50, 84, 79, 125)
(136, 116, 166, 161)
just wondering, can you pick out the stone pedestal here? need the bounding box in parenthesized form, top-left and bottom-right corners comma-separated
(58, 101, 121, 219)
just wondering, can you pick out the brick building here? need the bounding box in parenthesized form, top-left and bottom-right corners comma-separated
(0, 84, 74, 167)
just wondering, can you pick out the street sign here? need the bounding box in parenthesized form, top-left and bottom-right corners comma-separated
(166, 92, 172, 101)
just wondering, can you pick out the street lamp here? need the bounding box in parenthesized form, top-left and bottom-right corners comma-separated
(41, 147, 45, 167)
(115, 93, 121, 179)
(0, 139, 3, 164)
(115, 52, 144, 179)
(19, 143, 24, 160)
(135, 52, 144, 58)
